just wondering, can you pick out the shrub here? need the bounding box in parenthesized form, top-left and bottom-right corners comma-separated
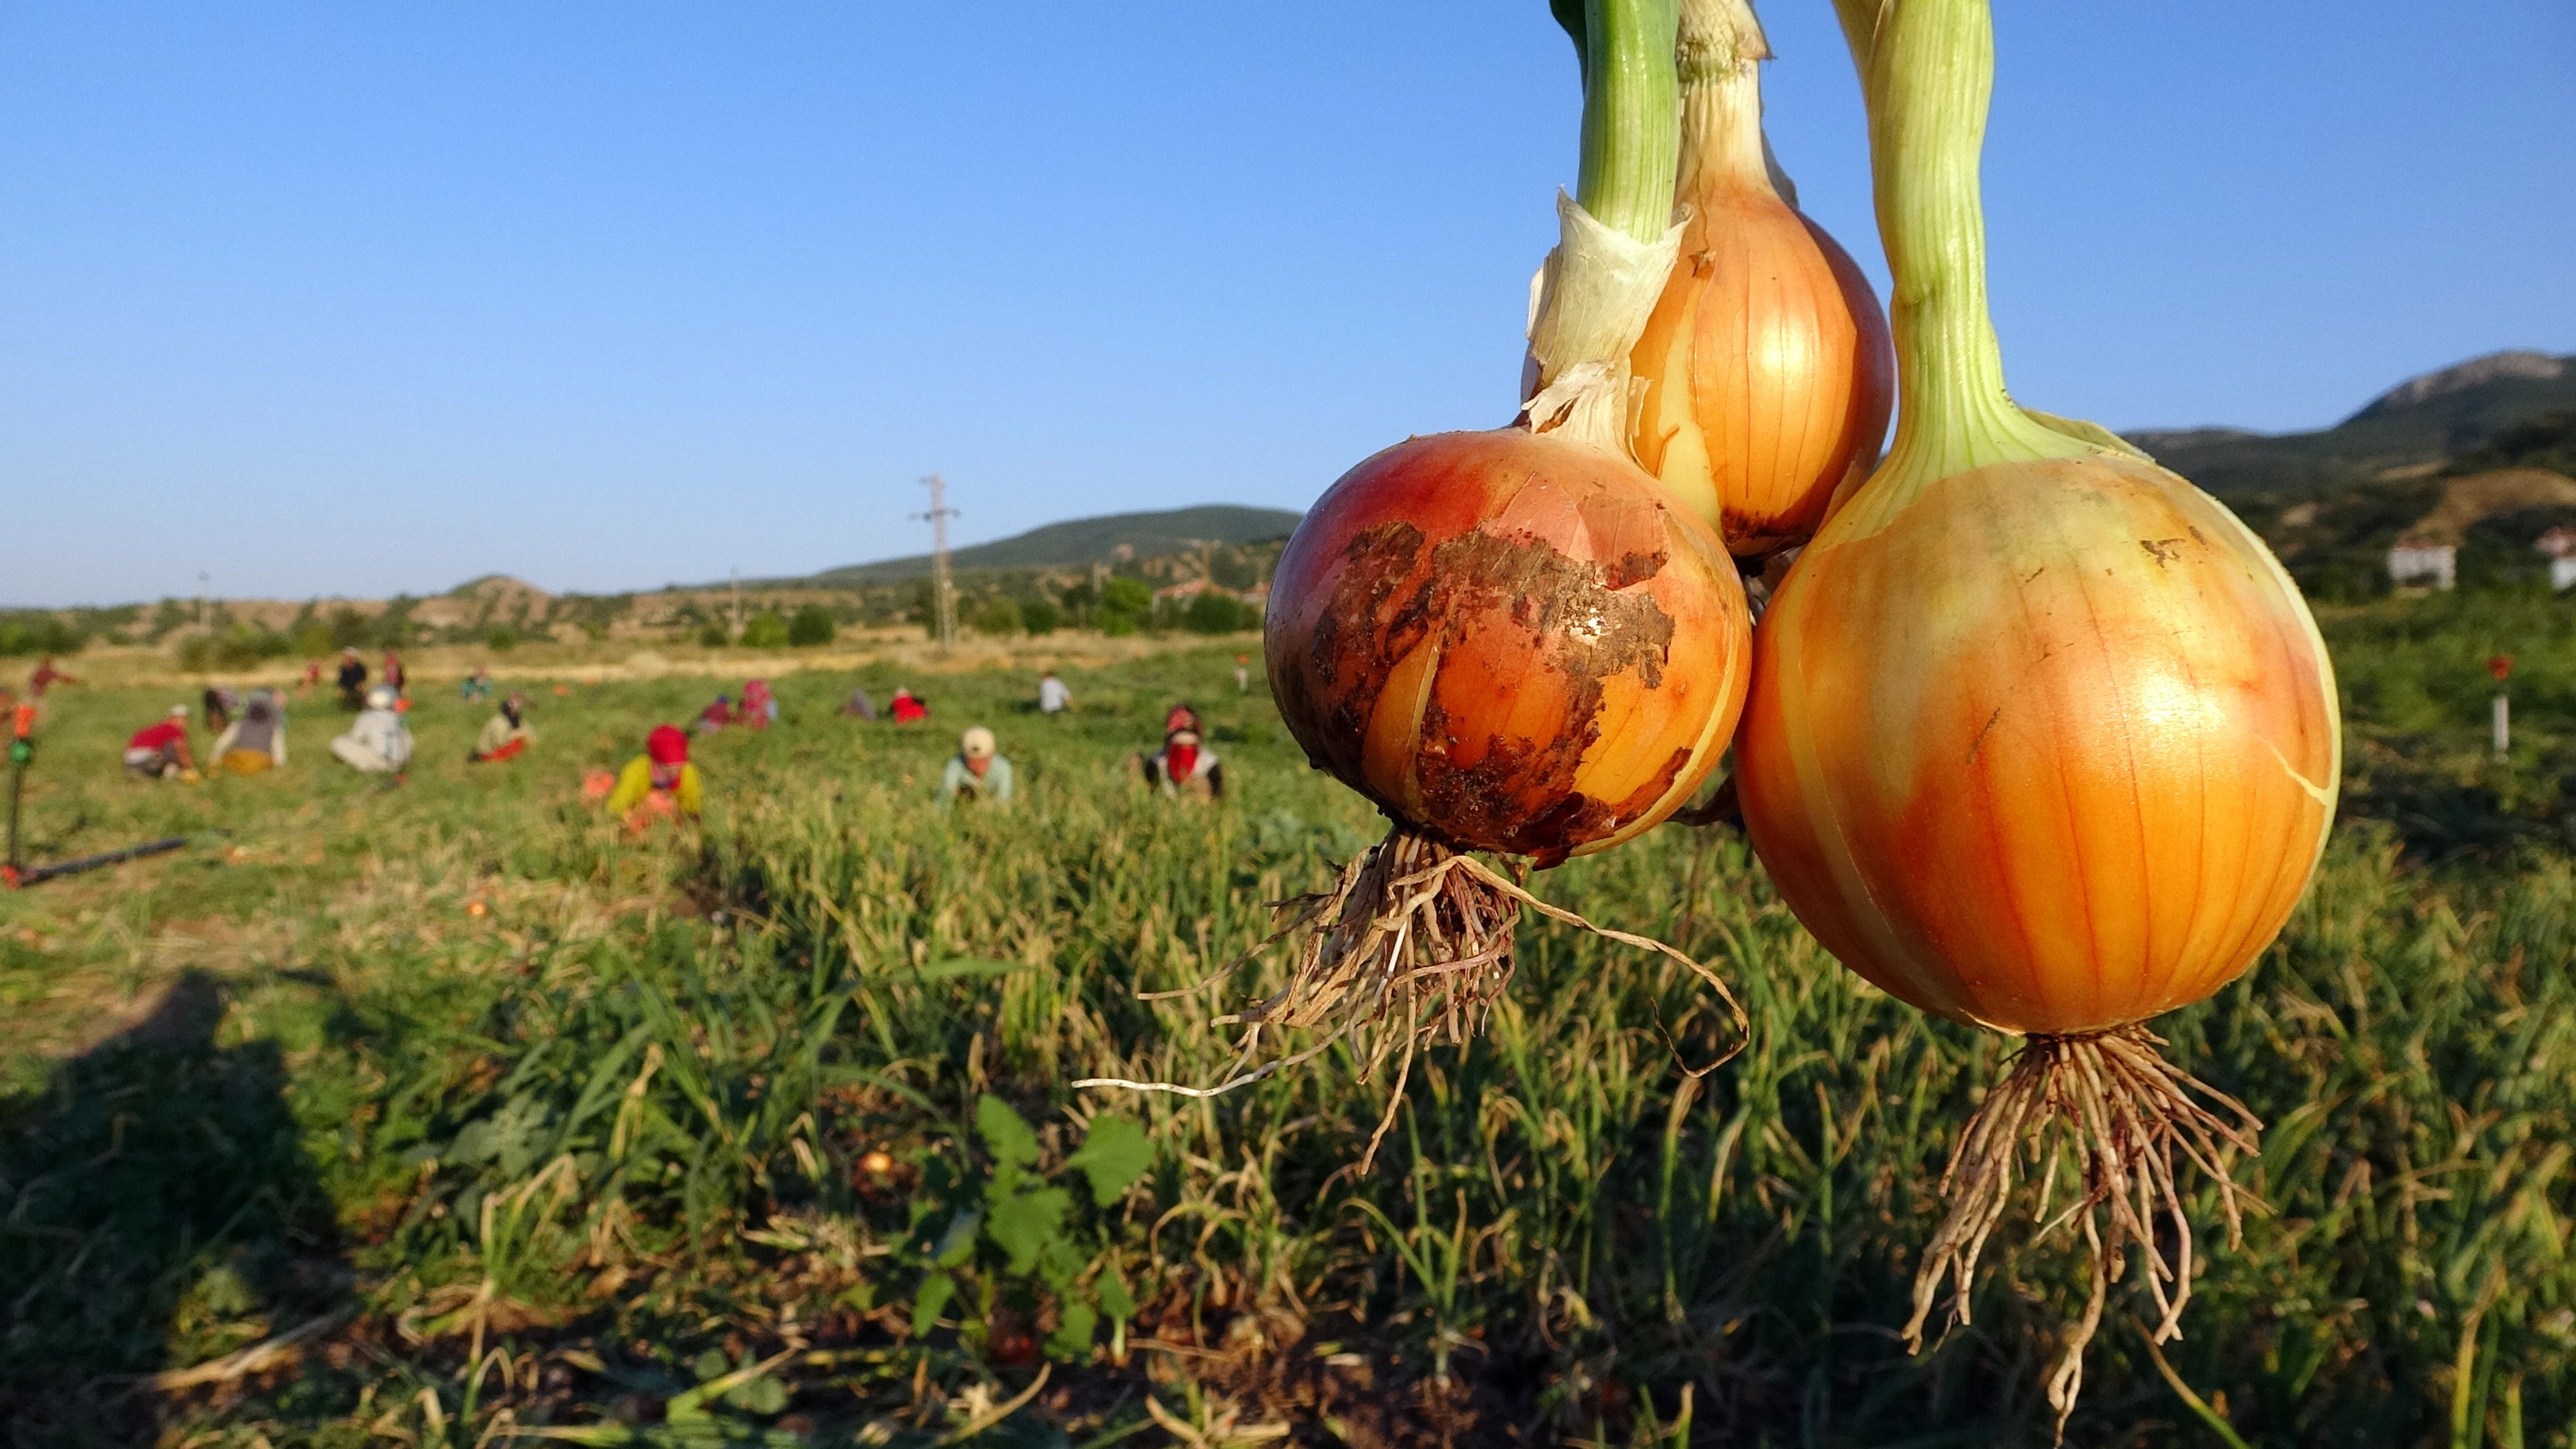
(0, 615, 85, 657)
(741, 612, 792, 650)
(1097, 577, 1152, 635)
(292, 625, 335, 659)
(1183, 590, 1257, 635)
(788, 604, 837, 647)
(1020, 599, 1062, 637)
(696, 621, 731, 649)
(971, 599, 1022, 638)
(486, 625, 520, 652)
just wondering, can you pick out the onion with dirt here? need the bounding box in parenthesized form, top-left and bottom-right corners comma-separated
(1083, 0, 1752, 1161)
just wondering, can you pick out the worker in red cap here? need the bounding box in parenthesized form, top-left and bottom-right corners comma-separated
(605, 724, 703, 830)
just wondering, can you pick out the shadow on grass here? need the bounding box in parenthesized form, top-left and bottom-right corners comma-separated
(0, 969, 351, 1444)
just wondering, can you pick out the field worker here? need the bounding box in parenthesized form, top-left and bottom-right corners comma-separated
(606, 724, 703, 830)
(468, 693, 532, 763)
(123, 706, 197, 780)
(211, 689, 289, 775)
(461, 665, 494, 703)
(1235, 654, 1251, 694)
(331, 685, 414, 775)
(27, 657, 78, 699)
(297, 660, 324, 696)
(838, 686, 877, 720)
(938, 727, 1014, 807)
(202, 684, 239, 734)
(335, 649, 368, 710)
(888, 688, 927, 724)
(1142, 727, 1224, 801)
(382, 649, 408, 700)
(1038, 670, 1071, 716)
(1163, 702, 1201, 737)
(694, 692, 736, 733)
(741, 679, 777, 728)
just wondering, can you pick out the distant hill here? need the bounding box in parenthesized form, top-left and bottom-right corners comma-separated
(2126, 350, 2576, 500)
(792, 504, 1303, 587)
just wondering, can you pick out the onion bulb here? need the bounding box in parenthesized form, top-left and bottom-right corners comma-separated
(1269, 427, 1748, 867)
(1737, 0, 2340, 1427)
(1075, 0, 1751, 1164)
(1630, 0, 1894, 554)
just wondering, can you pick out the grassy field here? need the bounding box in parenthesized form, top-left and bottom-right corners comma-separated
(1, 604, 2572, 1448)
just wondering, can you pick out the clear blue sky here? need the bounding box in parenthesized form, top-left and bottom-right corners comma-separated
(4, 1, 2571, 606)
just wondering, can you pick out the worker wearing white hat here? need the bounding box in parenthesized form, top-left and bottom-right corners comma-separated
(938, 726, 1014, 807)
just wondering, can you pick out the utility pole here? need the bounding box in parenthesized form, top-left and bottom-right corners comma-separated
(915, 474, 959, 652)
(197, 572, 209, 626)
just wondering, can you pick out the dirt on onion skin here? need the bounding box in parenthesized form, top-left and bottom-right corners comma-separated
(1295, 519, 1678, 863)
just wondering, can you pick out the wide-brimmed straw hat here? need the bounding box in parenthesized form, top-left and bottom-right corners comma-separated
(960, 727, 996, 759)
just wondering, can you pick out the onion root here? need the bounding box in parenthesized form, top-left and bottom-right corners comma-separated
(1906, 1022, 2262, 1438)
(1079, 824, 1746, 1175)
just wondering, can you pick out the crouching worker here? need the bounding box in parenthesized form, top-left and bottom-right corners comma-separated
(124, 706, 198, 780)
(331, 686, 414, 776)
(212, 690, 290, 775)
(606, 724, 702, 832)
(1141, 727, 1224, 800)
(938, 727, 1013, 807)
(469, 693, 533, 763)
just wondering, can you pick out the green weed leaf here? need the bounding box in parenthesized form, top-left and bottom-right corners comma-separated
(1063, 1116, 1151, 1203)
(1045, 1301, 1097, 1359)
(977, 1095, 1040, 1169)
(914, 1271, 957, 1336)
(1095, 1265, 1136, 1322)
(932, 1206, 983, 1267)
(985, 1185, 1072, 1276)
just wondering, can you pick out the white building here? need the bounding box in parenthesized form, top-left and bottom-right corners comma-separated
(2387, 539, 2457, 590)
(2538, 527, 2576, 592)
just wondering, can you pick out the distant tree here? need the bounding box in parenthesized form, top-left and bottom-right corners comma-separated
(292, 624, 335, 658)
(972, 598, 1023, 637)
(327, 607, 372, 649)
(1184, 591, 1257, 635)
(741, 610, 791, 649)
(788, 604, 837, 647)
(486, 625, 521, 652)
(1097, 576, 1153, 634)
(1020, 598, 1062, 636)
(0, 614, 87, 658)
(147, 598, 193, 642)
(696, 620, 731, 649)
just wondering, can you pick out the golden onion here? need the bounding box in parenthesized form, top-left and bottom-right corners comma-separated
(1737, 0, 2342, 1426)
(1631, 0, 1894, 553)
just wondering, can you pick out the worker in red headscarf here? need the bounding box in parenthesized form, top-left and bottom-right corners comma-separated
(606, 724, 703, 830)
(1140, 724, 1224, 801)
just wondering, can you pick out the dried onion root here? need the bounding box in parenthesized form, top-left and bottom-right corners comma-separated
(1906, 1024, 2262, 1430)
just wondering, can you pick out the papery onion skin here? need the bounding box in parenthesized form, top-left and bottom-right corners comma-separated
(1631, 186, 1894, 555)
(1735, 453, 2339, 1035)
(1268, 429, 1751, 864)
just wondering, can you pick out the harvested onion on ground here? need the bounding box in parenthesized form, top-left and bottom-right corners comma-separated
(1629, 0, 1893, 553)
(1081, 0, 1752, 1164)
(1736, 0, 2340, 1429)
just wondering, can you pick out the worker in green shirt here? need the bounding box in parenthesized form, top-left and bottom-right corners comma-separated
(938, 727, 1014, 807)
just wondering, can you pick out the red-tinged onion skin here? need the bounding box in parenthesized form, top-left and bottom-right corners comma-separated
(1268, 429, 1752, 863)
(1735, 455, 2341, 1035)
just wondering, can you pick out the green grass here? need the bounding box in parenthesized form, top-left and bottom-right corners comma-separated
(1, 616, 2571, 1448)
